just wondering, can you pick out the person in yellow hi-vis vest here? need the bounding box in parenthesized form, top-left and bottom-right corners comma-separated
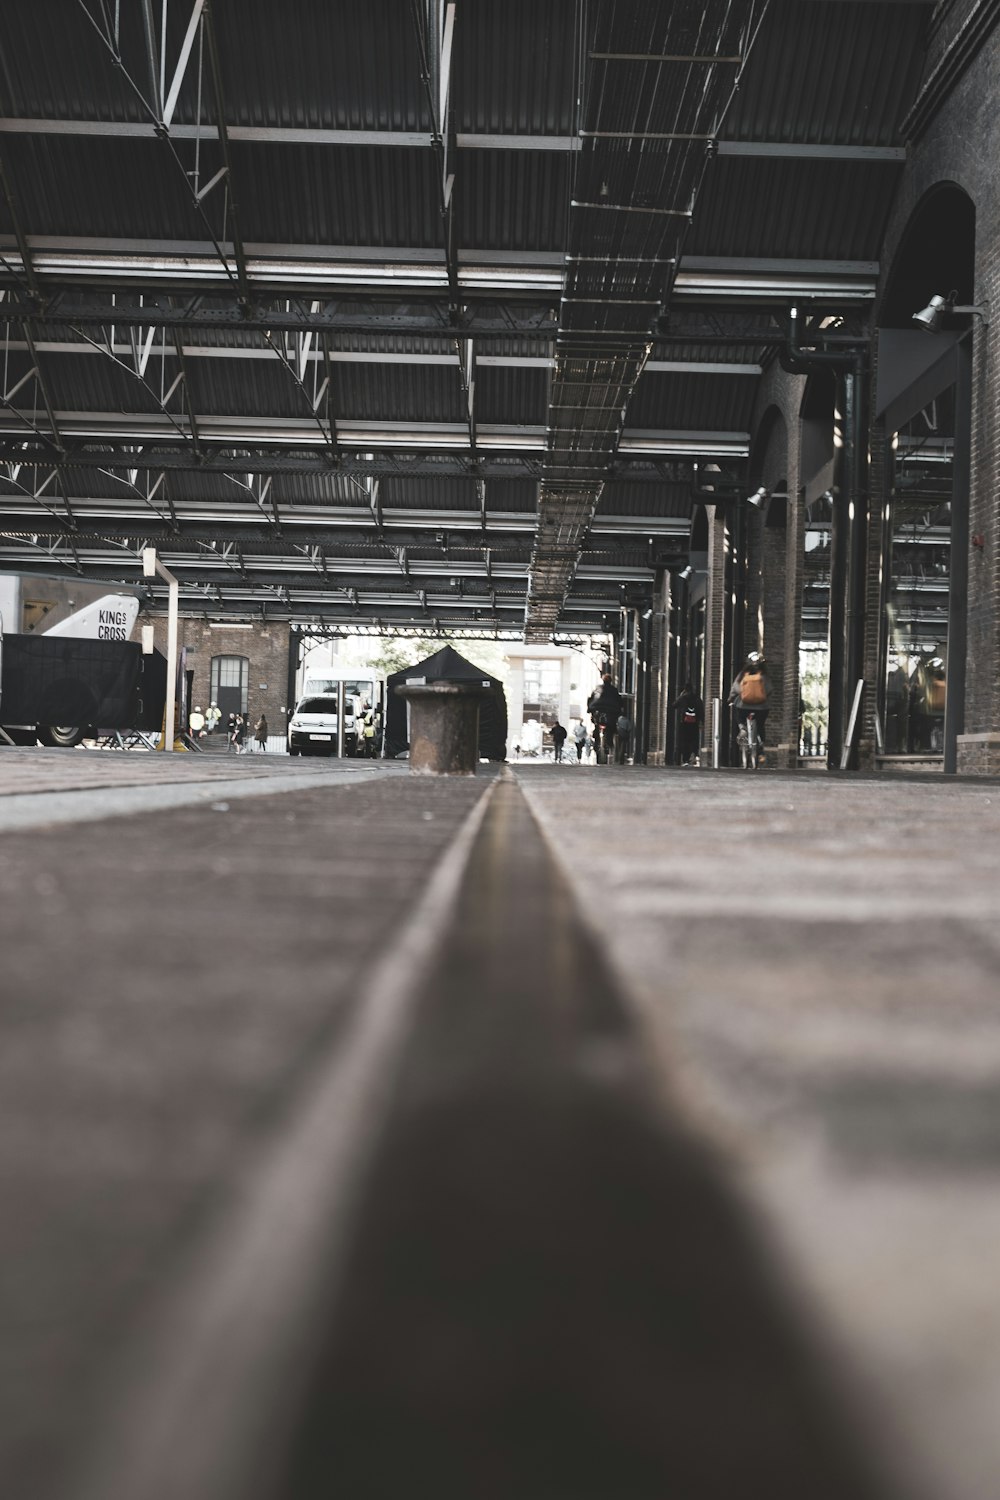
(358, 701, 380, 757)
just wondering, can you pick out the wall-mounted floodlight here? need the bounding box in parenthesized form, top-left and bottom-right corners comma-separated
(914, 291, 990, 331)
(678, 564, 693, 581)
(747, 486, 768, 509)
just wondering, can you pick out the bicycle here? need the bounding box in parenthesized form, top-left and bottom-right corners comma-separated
(592, 716, 615, 764)
(736, 709, 761, 770)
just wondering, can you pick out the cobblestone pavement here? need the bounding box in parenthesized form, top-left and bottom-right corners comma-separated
(2, 755, 998, 1500)
(0, 763, 488, 1500)
(517, 764, 1000, 1500)
(0, 745, 403, 829)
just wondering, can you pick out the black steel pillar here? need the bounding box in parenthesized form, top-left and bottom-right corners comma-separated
(828, 358, 868, 769)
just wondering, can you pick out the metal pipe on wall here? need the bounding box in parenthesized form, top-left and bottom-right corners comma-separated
(944, 339, 971, 774)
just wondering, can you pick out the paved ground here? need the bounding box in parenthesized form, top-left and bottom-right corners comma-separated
(1, 749, 997, 1500)
(519, 764, 1000, 1500)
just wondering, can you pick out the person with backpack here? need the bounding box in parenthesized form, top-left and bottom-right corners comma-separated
(728, 651, 772, 756)
(670, 681, 704, 766)
(613, 709, 632, 764)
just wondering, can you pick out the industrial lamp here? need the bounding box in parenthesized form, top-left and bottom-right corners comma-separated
(913, 291, 990, 331)
(747, 486, 768, 509)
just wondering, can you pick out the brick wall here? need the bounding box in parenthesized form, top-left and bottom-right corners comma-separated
(733, 11, 1000, 776)
(145, 617, 293, 738)
(876, 6, 1000, 769)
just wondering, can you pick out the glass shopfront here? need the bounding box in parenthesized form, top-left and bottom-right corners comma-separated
(881, 407, 953, 758)
(799, 493, 832, 758)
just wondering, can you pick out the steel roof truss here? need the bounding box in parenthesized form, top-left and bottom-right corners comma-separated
(162, 0, 207, 130)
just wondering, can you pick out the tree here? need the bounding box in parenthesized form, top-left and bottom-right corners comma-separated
(364, 637, 441, 678)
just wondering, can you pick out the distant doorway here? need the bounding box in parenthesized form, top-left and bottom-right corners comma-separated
(210, 654, 249, 724)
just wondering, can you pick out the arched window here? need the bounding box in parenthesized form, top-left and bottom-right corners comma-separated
(210, 655, 249, 720)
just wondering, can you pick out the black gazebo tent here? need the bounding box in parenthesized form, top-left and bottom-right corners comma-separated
(385, 646, 508, 761)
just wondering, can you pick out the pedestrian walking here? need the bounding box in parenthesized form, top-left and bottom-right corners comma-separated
(549, 720, 568, 763)
(572, 719, 587, 761)
(669, 681, 705, 766)
(254, 712, 268, 751)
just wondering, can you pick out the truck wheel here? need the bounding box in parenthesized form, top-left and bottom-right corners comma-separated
(38, 725, 87, 748)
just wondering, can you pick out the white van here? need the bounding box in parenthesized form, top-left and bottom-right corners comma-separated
(287, 669, 385, 757)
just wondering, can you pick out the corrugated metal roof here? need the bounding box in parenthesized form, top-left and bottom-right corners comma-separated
(686, 157, 902, 260)
(476, 366, 548, 426)
(0, 2, 146, 120)
(723, 0, 928, 147)
(183, 357, 308, 421)
(22, 349, 173, 416)
(229, 142, 442, 247)
(331, 364, 466, 424)
(208, 0, 430, 133)
(625, 372, 758, 433)
(457, 150, 571, 252)
(598, 481, 692, 519)
(0, 0, 943, 632)
(379, 477, 479, 511)
(484, 479, 538, 513)
(455, 0, 578, 135)
(0, 134, 207, 240)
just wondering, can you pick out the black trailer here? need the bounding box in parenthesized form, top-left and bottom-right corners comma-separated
(0, 634, 167, 747)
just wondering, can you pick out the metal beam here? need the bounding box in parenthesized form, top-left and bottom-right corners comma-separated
(162, 0, 207, 129)
(0, 119, 908, 162)
(4, 289, 795, 344)
(0, 515, 678, 553)
(139, 0, 165, 122)
(0, 443, 702, 484)
(200, 0, 250, 305)
(0, 338, 767, 374)
(0, 243, 878, 302)
(0, 410, 748, 457)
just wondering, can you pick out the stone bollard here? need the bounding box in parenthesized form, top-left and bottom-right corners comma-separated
(395, 681, 492, 774)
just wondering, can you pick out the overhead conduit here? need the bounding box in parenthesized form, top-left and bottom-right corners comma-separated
(525, 0, 768, 640)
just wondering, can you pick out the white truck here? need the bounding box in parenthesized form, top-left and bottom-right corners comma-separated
(287, 667, 386, 757)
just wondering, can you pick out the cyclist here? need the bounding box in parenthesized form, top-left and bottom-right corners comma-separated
(728, 651, 772, 761)
(587, 672, 624, 764)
